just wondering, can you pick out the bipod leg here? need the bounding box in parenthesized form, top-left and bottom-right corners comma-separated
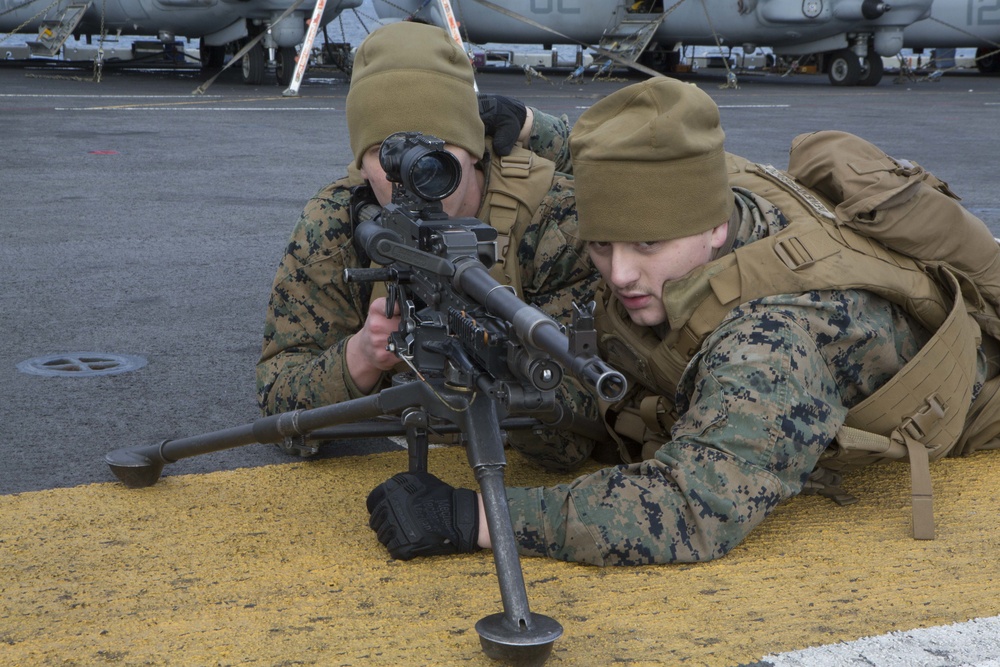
(105, 384, 422, 489)
(402, 408, 429, 473)
(459, 392, 562, 665)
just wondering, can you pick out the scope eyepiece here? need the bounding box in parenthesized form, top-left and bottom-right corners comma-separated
(380, 132, 461, 202)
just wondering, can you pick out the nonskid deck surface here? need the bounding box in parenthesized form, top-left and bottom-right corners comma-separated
(3, 447, 1000, 665)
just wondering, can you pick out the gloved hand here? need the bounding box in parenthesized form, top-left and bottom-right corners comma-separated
(366, 471, 480, 560)
(478, 93, 528, 156)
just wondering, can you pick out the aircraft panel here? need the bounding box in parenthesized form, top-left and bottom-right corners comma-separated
(903, 0, 1000, 48)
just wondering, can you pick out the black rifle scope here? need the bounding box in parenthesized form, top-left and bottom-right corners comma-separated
(380, 132, 461, 202)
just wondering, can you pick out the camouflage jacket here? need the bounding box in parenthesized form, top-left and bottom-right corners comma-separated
(256, 109, 596, 419)
(505, 187, 991, 566)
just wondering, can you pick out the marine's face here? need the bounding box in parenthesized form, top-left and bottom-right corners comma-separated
(360, 142, 480, 218)
(588, 222, 729, 327)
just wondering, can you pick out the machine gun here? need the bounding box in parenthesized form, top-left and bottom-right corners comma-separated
(105, 132, 627, 665)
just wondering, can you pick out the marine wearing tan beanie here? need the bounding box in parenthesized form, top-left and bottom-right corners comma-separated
(346, 21, 485, 169)
(571, 78, 734, 242)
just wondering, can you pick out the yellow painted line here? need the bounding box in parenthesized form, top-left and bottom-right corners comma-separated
(2, 446, 998, 665)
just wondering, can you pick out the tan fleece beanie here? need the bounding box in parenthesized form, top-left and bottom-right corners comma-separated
(346, 21, 485, 169)
(571, 79, 733, 242)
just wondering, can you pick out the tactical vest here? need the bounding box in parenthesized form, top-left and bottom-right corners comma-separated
(597, 134, 1000, 539)
(367, 144, 557, 304)
(477, 146, 558, 296)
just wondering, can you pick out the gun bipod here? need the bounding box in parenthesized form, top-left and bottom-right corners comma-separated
(105, 375, 563, 663)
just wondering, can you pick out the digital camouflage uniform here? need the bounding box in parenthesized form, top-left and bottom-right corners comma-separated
(504, 187, 992, 566)
(256, 110, 600, 446)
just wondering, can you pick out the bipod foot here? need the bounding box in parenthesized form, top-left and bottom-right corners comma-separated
(476, 612, 562, 665)
(105, 442, 168, 488)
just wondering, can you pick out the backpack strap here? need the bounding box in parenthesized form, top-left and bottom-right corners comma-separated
(822, 267, 981, 539)
(479, 148, 557, 298)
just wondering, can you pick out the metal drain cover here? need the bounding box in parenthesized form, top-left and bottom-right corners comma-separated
(17, 352, 147, 377)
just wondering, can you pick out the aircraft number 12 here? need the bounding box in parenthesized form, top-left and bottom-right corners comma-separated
(970, 0, 1000, 25)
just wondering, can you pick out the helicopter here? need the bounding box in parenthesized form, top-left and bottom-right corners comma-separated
(0, 0, 362, 84)
(372, 0, 937, 86)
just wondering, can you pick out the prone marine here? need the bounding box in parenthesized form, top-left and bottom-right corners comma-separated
(367, 77, 1000, 566)
(256, 21, 601, 459)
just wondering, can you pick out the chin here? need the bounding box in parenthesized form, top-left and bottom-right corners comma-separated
(626, 311, 652, 327)
(628, 310, 666, 327)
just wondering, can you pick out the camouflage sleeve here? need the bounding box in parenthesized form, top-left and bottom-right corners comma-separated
(505, 303, 850, 565)
(513, 174, 599, 326)
(256, 180, 377, 415)
(525, 107, 572, 174)
(505, 174, 610, 470)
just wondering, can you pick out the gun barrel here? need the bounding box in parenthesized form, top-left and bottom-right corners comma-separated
(453, 259, 627, 403)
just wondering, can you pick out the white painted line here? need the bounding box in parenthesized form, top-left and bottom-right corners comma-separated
(0, 93, 223, 99)
(55, 106, 341, 111)
(760, 615, 1000, 667)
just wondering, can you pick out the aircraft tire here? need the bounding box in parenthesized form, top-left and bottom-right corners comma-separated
(639, 47, 679, 73)
(857, 54, 883, 86)
(242, 43, 265, 86)
(276, 47, 297, 86)
(827, 49, 861, 86)
(199, 44, 225, 75)
(976, 47, 1000, 74)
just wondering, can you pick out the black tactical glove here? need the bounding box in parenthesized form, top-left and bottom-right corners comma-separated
(366, 471, 480, 560)
(478, 93, 528, 156)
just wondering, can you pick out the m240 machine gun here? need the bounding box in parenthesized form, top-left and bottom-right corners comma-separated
(105, 132, 627, 665)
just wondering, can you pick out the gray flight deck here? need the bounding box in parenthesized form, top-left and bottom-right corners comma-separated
(2, 62, 998, 494)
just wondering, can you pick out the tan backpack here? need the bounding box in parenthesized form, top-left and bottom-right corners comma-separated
(782, 132, 1000, 536)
